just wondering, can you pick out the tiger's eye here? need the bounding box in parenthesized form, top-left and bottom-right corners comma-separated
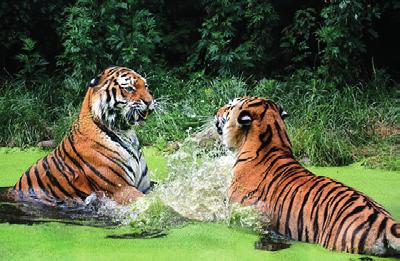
(125, 87, 135, 93)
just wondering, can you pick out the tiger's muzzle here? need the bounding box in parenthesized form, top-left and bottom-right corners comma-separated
(126, 100, 155, 125)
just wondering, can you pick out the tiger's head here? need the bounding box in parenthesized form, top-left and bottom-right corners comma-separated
(87, 66, 155, 129)
(215, 96, 289, 150)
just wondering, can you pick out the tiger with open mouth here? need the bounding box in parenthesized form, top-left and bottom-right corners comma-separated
(8, 66, 155, 206)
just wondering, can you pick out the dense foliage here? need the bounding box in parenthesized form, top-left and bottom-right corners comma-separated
(0, 0, 399, 167)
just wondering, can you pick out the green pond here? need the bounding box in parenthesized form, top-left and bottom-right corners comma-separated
(0, 147, 399, 261)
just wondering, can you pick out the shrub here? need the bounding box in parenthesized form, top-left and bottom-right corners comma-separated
(59, 0, 161, 84)
(188, 0, 278, 75)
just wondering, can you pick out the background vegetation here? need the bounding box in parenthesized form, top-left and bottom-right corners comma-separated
(0, 0, 399, 168)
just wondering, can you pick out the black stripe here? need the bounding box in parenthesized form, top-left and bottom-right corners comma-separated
(67, 135, 117, 187)
(375, 217, 388, 241)
(284, 176, 317, 239)
(247, 101, 264, 107)
(15, 175, 22, 191)
(33, 165, 49, 196)
(313, 187, 350, 242)
(111, 87, 118, 102)
(297, 176, 326, 241)
(97, 152, 135, 184)
(107, 67, 118, 75)
(320, 190, 355, 244)
(322, 197, 363, 246)
(234, 157, 253, 166)
(350, 218, 369, 253)
(24, 170, 35, 197)
(260, 164, 304, 203)
(42, 156, 72, 199)
(320, 187, 354, 230)
(357, 212, 378, 253)
(270, 170, 308, 213)
(106, 88, 112, 103)
(45, 183, 59, 200)
(93, 121, 138, 158)
(15, 174, 24, 199)
(274, 121, 286, 145)
(250, 153, 296, 199)
(332, 193, 360, 222)
(94, 141, 120, 156)
(255, 125, 272, 159)
(50, 154, 87, 200)
(272, 173, 309, 233)
(255, 146, 281, 166)
(340, 217, 361, 251)
(61, 142, 86, 174)
(136, 165, 148, 189)
(309, 180, 335, 218)
(259, 103, 268, 121)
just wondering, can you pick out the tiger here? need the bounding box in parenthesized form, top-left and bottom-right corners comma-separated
(6, 66, 155, 206)
(215, 96, 400, 257)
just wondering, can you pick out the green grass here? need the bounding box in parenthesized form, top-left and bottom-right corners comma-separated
(0, 148, 399, 261)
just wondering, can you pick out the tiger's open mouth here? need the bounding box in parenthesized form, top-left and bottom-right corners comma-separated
(127, 109, 150, 125)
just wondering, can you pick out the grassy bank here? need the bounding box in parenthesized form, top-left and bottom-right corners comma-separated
(1, 72, 398, 168)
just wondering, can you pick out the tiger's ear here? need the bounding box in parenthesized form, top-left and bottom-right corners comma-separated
(237, 110, 252, 126)
(281, 110, 288, 120)
(278, 104, 289, 120)
(88, 76, 100, 88)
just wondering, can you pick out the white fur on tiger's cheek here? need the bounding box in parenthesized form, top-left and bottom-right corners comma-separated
(91, 96, 103, 120)
(221, 124, 234, 149)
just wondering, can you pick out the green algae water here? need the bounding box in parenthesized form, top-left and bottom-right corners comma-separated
(0, 147, 399, 261)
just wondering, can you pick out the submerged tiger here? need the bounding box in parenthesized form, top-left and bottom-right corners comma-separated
(7, 66, 155, 206)
(215, 96, 400, 256)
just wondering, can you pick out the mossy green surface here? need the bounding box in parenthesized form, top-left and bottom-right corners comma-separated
(142, 147, 168, 182)
(0, 148, 399, 261)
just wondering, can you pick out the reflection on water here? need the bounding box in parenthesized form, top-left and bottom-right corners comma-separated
(106, 231, 167, 239)
(255, 232, 291, 251)
(0, 187, 134, 227)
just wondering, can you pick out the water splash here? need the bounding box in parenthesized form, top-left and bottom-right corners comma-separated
(154, 144, 233, 221)
(128, 124, 269, 233)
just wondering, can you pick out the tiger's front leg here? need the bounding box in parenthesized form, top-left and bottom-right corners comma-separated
(111, 186, 144, 204)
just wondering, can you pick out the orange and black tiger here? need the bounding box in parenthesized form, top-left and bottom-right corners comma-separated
(215, 96, 400, 256)
(6, 66, 155, 206)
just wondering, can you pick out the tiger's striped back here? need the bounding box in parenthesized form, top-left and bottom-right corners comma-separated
(9, 66, 155, 206)
(215, 96, 400, 256)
